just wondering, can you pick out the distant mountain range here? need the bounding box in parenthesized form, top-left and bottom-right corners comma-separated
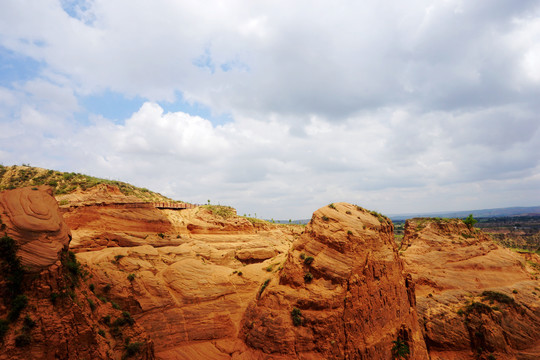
(388, 206, 540, 221)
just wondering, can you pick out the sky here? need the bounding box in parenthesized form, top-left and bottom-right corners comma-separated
(0, 0, 539, 219)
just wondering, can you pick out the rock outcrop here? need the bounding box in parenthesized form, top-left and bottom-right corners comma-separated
(0, 186, 154, 360)
(0, 185, 71, 272)
(401, 218, 540, 360)
(239, 203, 429, 359)
(62, 188, 302, 359)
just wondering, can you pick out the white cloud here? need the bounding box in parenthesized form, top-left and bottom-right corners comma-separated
(0, 0, 539, 218)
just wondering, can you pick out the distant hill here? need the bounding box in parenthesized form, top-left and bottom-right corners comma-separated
(389, 206, 540, 221)
(0, 164, 176, 203)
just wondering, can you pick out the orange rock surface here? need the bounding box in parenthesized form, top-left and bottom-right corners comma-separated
(0, 186, 71, 272)
(64, 190, 301, 359)
(64, 191, 429, 359)
(239, 203, 429, 359)
(0, 186, 154, 360)
(400, 218, 540, 360)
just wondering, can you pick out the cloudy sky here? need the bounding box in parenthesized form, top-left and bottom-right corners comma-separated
(1, 0, 539, 219)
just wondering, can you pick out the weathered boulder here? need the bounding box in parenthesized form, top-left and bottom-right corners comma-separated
(0, 186, 71, 272)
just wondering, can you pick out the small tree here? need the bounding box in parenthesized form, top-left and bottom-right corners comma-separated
(392, 338, 410, 359)
(463, 214, 477, 229)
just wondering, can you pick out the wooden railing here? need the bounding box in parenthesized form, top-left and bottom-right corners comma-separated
(152, 202, 199, 210)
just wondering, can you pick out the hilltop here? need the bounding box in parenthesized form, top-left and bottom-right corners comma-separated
(0, 164, 176, 203)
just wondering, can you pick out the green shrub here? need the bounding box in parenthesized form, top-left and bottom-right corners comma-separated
(157, 233, 165, 238)
(123, 341, 144, 358)
(322, 215, 330, 222)
(112, 312, 135, 328)
(127, 273, 135, 282)
(391, 338, 410, 359)
(121, 312, 135, 326)
(465, 302, 493, 315)
(103, 284, 112, 293)
(64, 251, 81, 277)
(291, 307, 303, 327)
(23, 315, 36, 331)
(89, 283, 95, 293)
(328, 203, 336, 209)
(0, 235, 25, 296)
(8, 294, 28, 322)
(87, 298, 96, 311)
(299, 253, 305, 260)
(98, 329, 106, 337)
(101, 315, 111, 326)
(481, 291, 515, 305)
(303, 256, 314, 266)
(258, 279, 270, 298)
(463, 214, 477, 228)
(304, 272, 313, 283)
(111, 301, 121, 310)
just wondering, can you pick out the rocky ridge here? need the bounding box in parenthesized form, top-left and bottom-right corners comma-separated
(239, 203, 429, 359)
(401, 218, 540, 360)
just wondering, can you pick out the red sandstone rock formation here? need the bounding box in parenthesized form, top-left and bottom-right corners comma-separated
(0, 185, 70, 272)
(401, 218, 540, 360)
(0, 186, 154, 360)
(239, 203, 429, 359)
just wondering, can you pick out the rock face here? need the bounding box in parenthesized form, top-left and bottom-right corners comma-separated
(0, 186, 154, 360)
(0, 186, 71, 272)
(239, 203, 429, 359)
(64, 192, 302, 359)
(401, 218, 540, 360)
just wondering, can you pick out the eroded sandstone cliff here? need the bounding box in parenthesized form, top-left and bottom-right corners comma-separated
(239, 203, 429, 359)
(59, 189, 429, 359)
(0, 186, 154, 360)
(401, 218, 540, 360)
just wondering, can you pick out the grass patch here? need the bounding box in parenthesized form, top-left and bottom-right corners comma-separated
(202, 205, 236, 219)
(258, 279, 270, 298)
(481, 291, 515, 305)
(464, 302, 493, 315)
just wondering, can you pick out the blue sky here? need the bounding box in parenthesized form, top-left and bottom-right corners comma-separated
(0, 0, 539, 219)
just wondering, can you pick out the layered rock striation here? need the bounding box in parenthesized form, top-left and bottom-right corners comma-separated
(401, 218, 540, 360)
(0, 186, 154, 360)
(0, 186, 71, 272)
(240, 203, 429, 359)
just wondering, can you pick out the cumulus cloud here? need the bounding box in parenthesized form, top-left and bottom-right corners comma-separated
(0, 0, 539, 218)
